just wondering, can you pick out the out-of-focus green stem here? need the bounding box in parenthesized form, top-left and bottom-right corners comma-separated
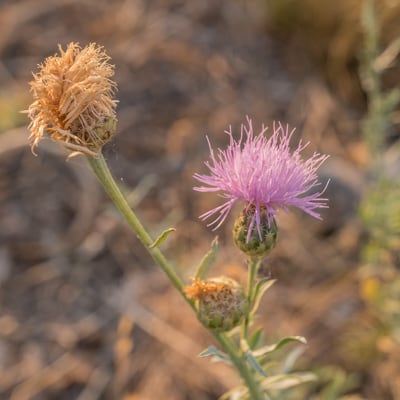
(361, 0, 385, 155)
(214, 332, 266, 400)
(87, 153, 189, 303)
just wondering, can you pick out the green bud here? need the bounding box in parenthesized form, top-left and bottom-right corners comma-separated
(233, 205, 278, 258)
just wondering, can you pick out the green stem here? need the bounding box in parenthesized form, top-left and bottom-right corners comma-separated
(247, 257, 261, 303)
(242, 257, 262, 340)
(87, 153, 189, 302)
(214, 332, 266, 400)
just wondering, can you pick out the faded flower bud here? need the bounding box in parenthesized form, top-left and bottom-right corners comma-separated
(185, 277, 249, 332)
(25, 42, 118, 156)
(233, 204, 278, 258)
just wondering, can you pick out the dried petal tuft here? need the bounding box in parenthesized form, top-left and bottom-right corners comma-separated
(25, 42, 118, 156)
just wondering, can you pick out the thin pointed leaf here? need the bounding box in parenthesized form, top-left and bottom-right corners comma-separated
(252, 336, 307, 358)
(199, 345, 231, 365)
(246, 351, 268, 377)
(260, 372, 316, 390)
(149, 228, 176, 248)
(248, 327, 264, 350)
(282, 346, 306, 373)
(251, 279, 276, 315)
(198, 345, 222, 357)
(262, 360, 280, 371)
(194, 237, 218, 279)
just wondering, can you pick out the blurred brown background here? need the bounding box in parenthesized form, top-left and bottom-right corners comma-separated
(0, 0, 399, 399)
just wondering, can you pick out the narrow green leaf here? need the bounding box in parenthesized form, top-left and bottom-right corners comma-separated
(252, 336, 307, 358)
(251, 279, 276, 315)
(245, 351, 268, 377)
(282, 346, 306, 373)
(262, 360, 280, 371)
(248, 327, 264, 350)
(148, 228, 176, 248)
(199, 345, 231, 364)
(260, 372, 316, 390)
(199, 345, 220, 357)
(194, 237, 218, 279)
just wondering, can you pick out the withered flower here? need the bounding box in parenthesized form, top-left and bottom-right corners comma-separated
(185, 277, 249, 332)
(25, 42, 117, 156)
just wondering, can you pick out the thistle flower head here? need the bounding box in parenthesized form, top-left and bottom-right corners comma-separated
(233, 205, 278, 257)
(194, 117, 329, 241)
(185, 277, 249, 332)
(25, 42, 118, 156)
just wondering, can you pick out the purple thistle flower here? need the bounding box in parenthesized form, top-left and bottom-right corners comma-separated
(194, 117, 329, 240)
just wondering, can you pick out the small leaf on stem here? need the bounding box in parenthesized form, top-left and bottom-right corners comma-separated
(245, 351, 268, 377)
(252, 336, 307, 358)
(282, 346, 306, 373)
(194, 237, 218, 279)
(199, 345, 232, 365)
(260, 372, 316, 390)
(251, 279, 276, 315)
(148, 228, 176, 248)
(248, 327, 264, 349)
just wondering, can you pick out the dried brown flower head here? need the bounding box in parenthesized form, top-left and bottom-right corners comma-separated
(25, 42, 118, 156)
(185, 277, 249, 332)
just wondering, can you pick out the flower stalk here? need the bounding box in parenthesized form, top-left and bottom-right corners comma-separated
(87, 153, 188, 301)
(242, 256, 262, 340)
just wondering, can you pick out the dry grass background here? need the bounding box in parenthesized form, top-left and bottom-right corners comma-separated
(0, 0, 399, 399)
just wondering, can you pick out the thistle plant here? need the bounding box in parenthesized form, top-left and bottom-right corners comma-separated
(25, 42, 329, 399)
